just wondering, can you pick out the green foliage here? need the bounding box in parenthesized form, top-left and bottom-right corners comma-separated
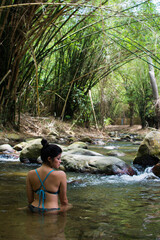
(116, 59, 155, 127)
(1, 0, 160, 128)
(104, 117, 113, 126)
(70, 88, 93, 126)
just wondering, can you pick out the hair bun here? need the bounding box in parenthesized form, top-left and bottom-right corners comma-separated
(41, 139, 49, 148)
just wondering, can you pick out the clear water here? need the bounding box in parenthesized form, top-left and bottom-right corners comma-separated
(1, 141, 160, 240)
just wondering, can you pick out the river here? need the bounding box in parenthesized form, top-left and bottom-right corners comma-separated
(0, 141, 160, 240)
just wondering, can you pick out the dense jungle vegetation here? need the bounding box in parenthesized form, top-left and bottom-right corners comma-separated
(0, 0, 160, 130)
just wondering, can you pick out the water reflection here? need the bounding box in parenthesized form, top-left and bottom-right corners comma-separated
(25, 212, 66, 240)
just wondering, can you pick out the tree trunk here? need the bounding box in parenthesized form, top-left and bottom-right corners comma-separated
(129, 102, 134, 127)
(148, 57, 160, 129)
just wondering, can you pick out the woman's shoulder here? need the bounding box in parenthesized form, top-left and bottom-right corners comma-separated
(53, 170, 66, 178)
(27, 168, 37, 177)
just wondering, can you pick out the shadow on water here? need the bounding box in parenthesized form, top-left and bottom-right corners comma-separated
(1, 141, 160, 239)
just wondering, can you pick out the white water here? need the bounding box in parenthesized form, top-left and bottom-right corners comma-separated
(68, 167, 160, 189)
(0, 156, 19, 162)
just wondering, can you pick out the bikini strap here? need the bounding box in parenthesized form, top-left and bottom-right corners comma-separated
(35, 169, 55, 211)
(43, 169, 54, 184)
(35, 169, 54, 189)
(35, 169, 45, 190)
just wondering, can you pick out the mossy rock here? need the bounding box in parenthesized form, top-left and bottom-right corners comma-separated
(136, 131, 160, 158)
(67, 141, 88, 150)
(20, 138, 42, 163)
(6, 133, 23, 141)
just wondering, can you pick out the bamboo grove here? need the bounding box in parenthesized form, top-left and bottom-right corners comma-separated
(0, 0, 160, 129)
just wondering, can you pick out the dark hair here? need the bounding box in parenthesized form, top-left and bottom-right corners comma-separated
(41, 139, 62, 163)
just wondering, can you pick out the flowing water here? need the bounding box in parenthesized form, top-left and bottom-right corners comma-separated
(1, 141, 160, 240)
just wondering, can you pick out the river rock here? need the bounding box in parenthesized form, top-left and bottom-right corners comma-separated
(5, 133, 22, 141)
(20, 138, 42, 163)
(133, 131, 160, 169)
(120, 134, 131, 141)
(136, 131, 160, 157)
(79, 137, 92, 143)
(13, 142, 28, 151)
(107, 150, 125, 157)
(64, 148, 102, 156)
(0, 144, 14, 153)
(67, 142, 88, 150)
(61, 152, 135, 175)
(133, 154, 159, 170)
(152, 163, 160, 177)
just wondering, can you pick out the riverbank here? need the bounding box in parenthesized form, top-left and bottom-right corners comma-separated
(0, 113, 153, 144)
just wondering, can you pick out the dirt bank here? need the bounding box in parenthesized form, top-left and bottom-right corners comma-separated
(0, 114, 154, 143)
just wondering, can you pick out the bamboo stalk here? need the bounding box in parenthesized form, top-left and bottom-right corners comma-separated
(0, 2, 110, 10)
(61, 68, 79, 121)
(0, 70, 11, 85)
(0, 1, 148, 11)
(110, 29, 160, 65)
(89, 90, 99, 130)
(106, 33, 160, 71)
(21, 5, 68, 57)
(55, 93, 65, 102)
(30, 47, 40, 116)
(0, 1, 10, 40)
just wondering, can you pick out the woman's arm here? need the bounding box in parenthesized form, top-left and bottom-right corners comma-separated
(59, 171, 72, 212)
(59, 171, 68, 206)
(26, 172, 34, 204)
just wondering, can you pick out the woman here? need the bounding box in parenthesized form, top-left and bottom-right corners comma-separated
(26, 139, 71, 213)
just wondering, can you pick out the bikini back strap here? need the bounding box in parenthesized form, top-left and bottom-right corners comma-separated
(43, 169, 54, 184)
(35, 169, 45, 190)
(35, 169, 55, 211)
(35, 169, 54, 190)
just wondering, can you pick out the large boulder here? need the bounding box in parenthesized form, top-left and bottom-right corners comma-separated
(133, 131, 160, 169)
(64, 148, 102, 156)
(20, 138, 42, 163)
(62, 151, 135, 175)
